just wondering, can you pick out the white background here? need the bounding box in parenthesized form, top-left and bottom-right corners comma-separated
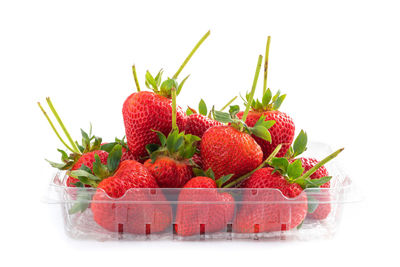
(1, 0, 399, 266)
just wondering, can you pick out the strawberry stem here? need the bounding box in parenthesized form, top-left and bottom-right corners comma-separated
(171, 88, 178, 131)
(263, 36, 271, 95)
(37, 102, 75, 153)
(173, 30, 210, 79)
(132, 65, 141, 92)
(223, 144, 282, 188)
(299, 148, 344, 180)
(45, 97, 80, 153)
(220, 96, 238, 111)
(242, 55, 263, 123)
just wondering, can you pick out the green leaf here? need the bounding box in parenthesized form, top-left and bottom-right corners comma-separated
(287, 159, 304, 179)
(262, 88, 272, 106)
(146, 143, 160, 155)
(166, 130, 178, 153)
(160, 78, 178, 96)
(205, 168, 215, 180)
(293, 130, 308, 157)
(253, 115, 275, 130)
(177, 74, 190, 95)
(152, 130, 167, 146)
(272, 90, 281, 102)
(107, 144, 122, 173)
(174, 136, 184, 151)
(271, 157, 289, 173)
(304, 176, 332, 188)
(145, 71, 158, 90)
(215, 174, 233, 187)
(229, 105, 240, 117)
(273, 94, 286, 110)
(307, 195, 319, 213)
(213, 110, 233, 123)
(193, 168, 205, 177)
(69, 189, 92, 214)
(76, 142, 84, 153)
(154, 69, 164, 87)
(70, 170, 100, 181)
(101, 142, 117, 153)
(251, 126, 272, 142)
(79, 164, 92, 173)
(45, 159, 73, 170)
(92, 154, 110, 178)
(198, 99, 208, 116)
(57, 149, 69, 162)
(296, 220, 304, 229)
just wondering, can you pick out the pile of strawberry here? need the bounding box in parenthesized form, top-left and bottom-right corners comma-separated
(40, 32, 343, 237)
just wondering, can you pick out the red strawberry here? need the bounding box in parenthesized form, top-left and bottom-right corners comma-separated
(123, 31, 210, 161)
(233, 148, 343, 233)
(175, 171, 235, 236)
(237, 108, 295, 159)
(201, 125, 263, 180)
(297, 157, 331, 220)
(185, 113, 222, 138)
(144, 156, 193, 188)
(143, 88, 199, 188)
(66, 150, 108, 187)
(38, 98, 113, 188)
(91, 160, 172, 234)
(237, 36, 295, 159)
(200, 55, 274, 183)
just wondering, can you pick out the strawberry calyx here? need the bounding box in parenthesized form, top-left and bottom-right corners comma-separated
(146, 129, 200, 163)
(137, 31, 210, 98)
(285, 130, 308, 159)
(270, 148, 344, 189)
(100, 136, 129, 153)
(186, 96, 238, 118)
(213, 105, 275, 142)
(192, 168, 234, 188)
(242, 88, 287, 113)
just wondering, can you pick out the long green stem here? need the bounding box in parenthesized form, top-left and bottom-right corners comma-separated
(263, 36, 271, 95)
(223, 144, 282, 188)
(46, 97, 80, 153)
(38, 102, 75, 152)
(173, 30, 210, 79)
(242, 55, 263, 123)
(171, 88, 178, 131)
(132, 65, 141, 92)
(220, 96, 238, 111)
(300, 148, 344, 180)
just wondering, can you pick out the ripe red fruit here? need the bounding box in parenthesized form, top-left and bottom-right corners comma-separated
(201, 125, 263, 180)
(297, 157, 331, 220)
(91, 160, 172, 234)
(237, 109, 295, 159)
(144, 157, 193, 188)
(185, 113, 223, 138)
(122, 91, 186, 160)
(66, 150, 108, 187)
(233, 148, 343, 233)
(234, 167, 307, 233)
(175, 176, 235, 236)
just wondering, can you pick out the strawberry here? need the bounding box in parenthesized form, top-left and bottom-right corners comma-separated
(38, 98, 114, 188)
(123, 31, 210, 161)
(66, 150, 108, 187)
(233, 148, 343, 233)
(143, 88, 200, 188)
(184, 97, 237, 138)
(175, 169, 235, 236)
(237, 37, 294, 159)
(285, 130, 331, 220)
(70, 146, 172, 234)
(200, 55, 274, 183)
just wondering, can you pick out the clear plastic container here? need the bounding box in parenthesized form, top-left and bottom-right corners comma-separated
(44, 142, 360, 241)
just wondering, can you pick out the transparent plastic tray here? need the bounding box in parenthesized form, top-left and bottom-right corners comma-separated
(44, 143, 360, 241)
